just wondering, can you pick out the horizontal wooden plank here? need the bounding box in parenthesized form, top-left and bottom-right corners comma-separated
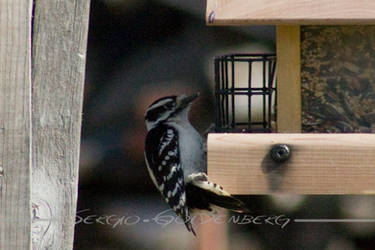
(207, 133, 375, 194)
(206, 0, 375, 25)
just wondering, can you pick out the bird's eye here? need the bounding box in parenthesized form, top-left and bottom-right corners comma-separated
(164, 102, 175, 109)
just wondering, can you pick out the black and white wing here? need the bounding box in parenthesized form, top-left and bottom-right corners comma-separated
(144, 124, 195, 235)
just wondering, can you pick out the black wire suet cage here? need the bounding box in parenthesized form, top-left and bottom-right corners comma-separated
(214, 53, 277, 132)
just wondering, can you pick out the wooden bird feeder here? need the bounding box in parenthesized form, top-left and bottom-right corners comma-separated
(206, 0, 375, 195)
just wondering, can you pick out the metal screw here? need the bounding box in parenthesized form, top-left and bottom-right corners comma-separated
(208, 11, 215, 23)
(270, 144, 291, 163)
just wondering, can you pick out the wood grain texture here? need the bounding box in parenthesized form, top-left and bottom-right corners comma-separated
(276, 26, 301, 133)
(207, 133, 375, 194)
(206, 0, 375, 25)
(0, 0, 32, 249)
(31, 0, 90, 249)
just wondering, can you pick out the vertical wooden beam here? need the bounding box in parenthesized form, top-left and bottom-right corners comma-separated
(276, 25, 302, 132)
(0, 0, 32, 249)
(31, 1, 90, 249)
(197, 212, 228, 250)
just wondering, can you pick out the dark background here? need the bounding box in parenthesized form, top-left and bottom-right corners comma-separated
(75, 1, 375, 249)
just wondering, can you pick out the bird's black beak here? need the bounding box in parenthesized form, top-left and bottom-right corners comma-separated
(178, 93, 199, 109)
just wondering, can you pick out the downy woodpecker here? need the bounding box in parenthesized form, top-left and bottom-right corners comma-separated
(144, 93, 248, 235)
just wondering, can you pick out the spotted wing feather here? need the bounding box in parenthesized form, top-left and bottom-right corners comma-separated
(145, 124, 195, 235)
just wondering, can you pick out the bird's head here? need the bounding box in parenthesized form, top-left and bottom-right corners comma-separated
(145, 93, 199, 131)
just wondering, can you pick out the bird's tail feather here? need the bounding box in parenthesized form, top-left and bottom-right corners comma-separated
(205, 191, 249, 213)
(184, 220, 196, 236)
(186, 177, 250, 213)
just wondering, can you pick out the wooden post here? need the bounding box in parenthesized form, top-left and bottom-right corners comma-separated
(0, 0, 33, 249)
(0, 0, 90, 249)
(196, 213, 228, 250)
(31, 1, 90, 249)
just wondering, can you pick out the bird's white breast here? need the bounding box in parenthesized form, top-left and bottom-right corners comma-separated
(169, 120, 205, 180)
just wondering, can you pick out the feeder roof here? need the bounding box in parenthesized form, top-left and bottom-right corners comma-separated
(206, 0, 375, 25)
